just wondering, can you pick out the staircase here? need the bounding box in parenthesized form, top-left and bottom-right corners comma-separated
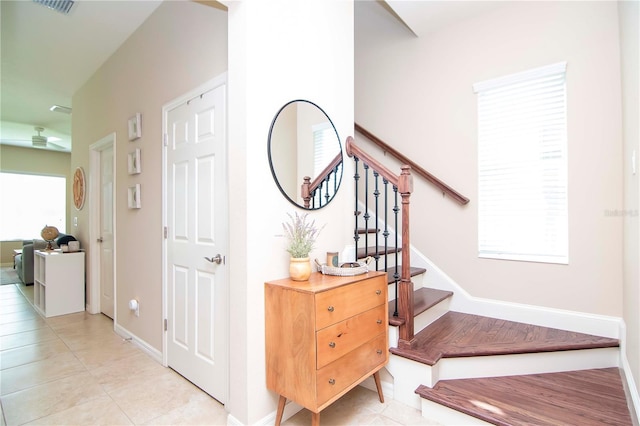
(346, 127, 636, 425)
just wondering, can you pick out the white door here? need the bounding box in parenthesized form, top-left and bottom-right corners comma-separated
(165, 80, 228, 403)
(99, 145, 115, 318)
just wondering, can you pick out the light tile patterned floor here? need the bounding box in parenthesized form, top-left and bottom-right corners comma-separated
(0, 281, 438, 426)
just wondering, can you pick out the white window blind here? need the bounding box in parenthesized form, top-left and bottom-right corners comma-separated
(474, 62, 568, 264)
(313, 122, 335, 177)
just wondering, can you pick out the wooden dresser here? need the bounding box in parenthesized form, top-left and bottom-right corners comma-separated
(265, 271, 388, 426)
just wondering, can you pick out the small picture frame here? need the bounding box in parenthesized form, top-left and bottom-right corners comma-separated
(128, 113, 142, 141)
(128, 184, 141, 209)
(128, 148, 141, 175)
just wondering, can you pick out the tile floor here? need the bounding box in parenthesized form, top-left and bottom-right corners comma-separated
(0, 281, 439, 425)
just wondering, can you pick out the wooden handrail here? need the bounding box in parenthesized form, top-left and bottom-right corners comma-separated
(301, 153, 343, 209)
(345, 137, 398, 187)
(354, 123, 470, 205)
(309, 153, 342, 193)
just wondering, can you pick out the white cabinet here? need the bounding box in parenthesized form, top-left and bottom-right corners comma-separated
(33, 250, 85, 317)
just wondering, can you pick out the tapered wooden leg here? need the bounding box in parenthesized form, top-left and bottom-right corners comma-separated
(311, 411, 320, 426)
(275, 395, 286, 426)
(373, 371, 384, 403)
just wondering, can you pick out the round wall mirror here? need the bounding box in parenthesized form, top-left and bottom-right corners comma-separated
(268, 100, 343, 209)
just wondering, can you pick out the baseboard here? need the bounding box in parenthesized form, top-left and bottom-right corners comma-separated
(238, 399, 303, 426)
(620, 322, 640, 426)
(411, 247, 622, 339)
(359, 375, 394, 400)
(114, 323, 163, 364)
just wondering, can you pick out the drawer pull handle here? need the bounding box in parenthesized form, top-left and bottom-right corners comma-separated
(377, 349, 383, 355)
(328, 379, 336, 385)
(329, 342, 336, 348)
(377, 319, 382, 324)
(375, 289, 382, 295)
(327, 306, 334, 312)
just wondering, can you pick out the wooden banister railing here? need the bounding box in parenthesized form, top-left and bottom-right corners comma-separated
(346, 137, 399, 187)
(355, 123, 470, 205)
(301, 153, 343, 209)
(346, 136, 416, 349)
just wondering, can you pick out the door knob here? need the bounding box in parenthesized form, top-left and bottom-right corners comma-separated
(97, 237, 103, 243)
(204, 254, 223, 264)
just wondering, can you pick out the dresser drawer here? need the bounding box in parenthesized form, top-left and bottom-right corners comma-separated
(316, 304, 386, 369)
(315, 276, 386, 329)
(316, 333, 387, 406)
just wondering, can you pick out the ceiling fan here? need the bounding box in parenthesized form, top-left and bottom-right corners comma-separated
(0, 126, 69, 151)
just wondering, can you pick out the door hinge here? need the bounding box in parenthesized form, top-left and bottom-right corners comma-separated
(164, 226, 168, 239)
(164, 318, 168, 331)
(163, 133, 168, 147)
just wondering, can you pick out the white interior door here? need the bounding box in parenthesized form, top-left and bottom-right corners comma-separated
(99, 145, 115, 318)
(165, 79, 228, 403)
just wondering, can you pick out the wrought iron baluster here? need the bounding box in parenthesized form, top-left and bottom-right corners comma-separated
(324, 176, 330, 205)
(353, 157, 360, 261)
(363, 163, 370, 259)
(373, 171, 380, 271)
(393, 185, 400, 317)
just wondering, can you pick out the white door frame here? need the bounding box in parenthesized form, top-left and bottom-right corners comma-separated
(161, 72, 229, 369)
(88, 133, 116, 320)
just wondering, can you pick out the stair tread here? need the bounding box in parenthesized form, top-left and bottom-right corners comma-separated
(390, 311, 619, 365)
(357, 227, 379, 234)
(388, 287, 452, 326)
(356, 246, 400, 259)
(383, 266, 427, 285)
(415, 368, 632, 426)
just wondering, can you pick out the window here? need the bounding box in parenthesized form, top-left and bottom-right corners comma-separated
(312, 122, 341, 193)
(0, 172, 66, 240)
(312, 122, 336, 177)
(474, 62, 568, 264)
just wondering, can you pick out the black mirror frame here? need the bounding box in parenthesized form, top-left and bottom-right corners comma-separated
(267, 99, 343, 210)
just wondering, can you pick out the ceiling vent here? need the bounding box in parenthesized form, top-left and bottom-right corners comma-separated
(33, 0, 74, 15)
(50, 105, 72, 114)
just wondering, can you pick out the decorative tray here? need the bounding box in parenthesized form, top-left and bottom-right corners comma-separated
(314, 256, 373, 276)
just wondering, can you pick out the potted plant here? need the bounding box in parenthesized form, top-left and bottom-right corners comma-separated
(283, 212, 322, 281)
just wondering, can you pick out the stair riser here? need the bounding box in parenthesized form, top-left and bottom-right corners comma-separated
(432, 347, 620, 387)
(367, 251, 400, 268)
(384, 268, 426, 302)
(386, 346, 620, 412)
(386, 354, 434, 409)
(388, 297, 451, 347)
(414, 297, 450, 334)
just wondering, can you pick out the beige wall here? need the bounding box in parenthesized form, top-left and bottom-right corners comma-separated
(72, 1, 227, 350)
(0, 145, 71, 263)
(356, 1, 624, 316)
(619, 0, 640, 398)
(72, 0, 354, 423)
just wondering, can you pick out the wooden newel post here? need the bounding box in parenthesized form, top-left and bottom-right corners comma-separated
(398, 165, 415, 348)
(301, 176, 311, 209)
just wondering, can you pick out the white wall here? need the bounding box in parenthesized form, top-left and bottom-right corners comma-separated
(225, 1, 354, 423)
(72, 1, 227, 350)
(619, 0, 640, 399)
(356, 1, 624, 316)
